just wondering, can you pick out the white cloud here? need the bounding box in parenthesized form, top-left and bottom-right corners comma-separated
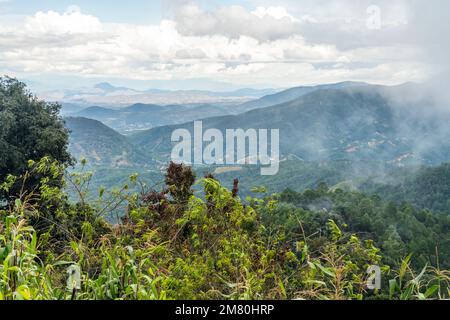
(251, 6, 299, 21)
(24, 8, 102, 35)
(0, 2, 442, 88)
(172, 3, 301, 41)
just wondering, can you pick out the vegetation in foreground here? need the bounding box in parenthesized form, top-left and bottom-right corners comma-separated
(0, 159, 449, 300)
(1, 77, 449, 300)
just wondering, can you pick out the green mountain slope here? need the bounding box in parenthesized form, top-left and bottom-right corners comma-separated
(65, 117, 150, 167)
(234, 81, 367, 113)
(361, 163, 450, 213)
(130, 84, 450, 165)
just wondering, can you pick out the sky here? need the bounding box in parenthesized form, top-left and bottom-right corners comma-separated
(0, 0, 449, 91)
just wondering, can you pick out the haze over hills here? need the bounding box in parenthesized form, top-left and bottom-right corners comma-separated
(42, 82, 278, 108)
(65, 81, 450, 168)
(71, 103, 233, 133)
(236, 81, 368, 113)
(66, 81, 368, 133)
(59, 79, 450, 227)
(129, 82, 450, 166)
(3, 0, 450, 301)
(64, 81, 450, 198)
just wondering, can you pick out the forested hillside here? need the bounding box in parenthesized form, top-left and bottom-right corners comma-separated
(277, 186, 450, 269)
(130, 84, 450, 165)
(361, 164, 450, 213)
(65, 117, 151, 167)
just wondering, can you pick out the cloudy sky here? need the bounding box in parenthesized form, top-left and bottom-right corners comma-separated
(0, 0, 448, 90)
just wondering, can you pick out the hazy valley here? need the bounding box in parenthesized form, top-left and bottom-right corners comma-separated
(64, 81, 450, 211)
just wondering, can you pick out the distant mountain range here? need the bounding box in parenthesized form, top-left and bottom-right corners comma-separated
(65, 81, 450, 173)
(129, 83, 450, 165)
(236, 81, 367, 113)
(64, 81, 367, 133)
(70, 103, 232, 133)
(43, 82, 278, 108)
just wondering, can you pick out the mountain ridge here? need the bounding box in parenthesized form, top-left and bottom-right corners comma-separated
(129, 83, 450, 165)
(65, 116, 151, 167)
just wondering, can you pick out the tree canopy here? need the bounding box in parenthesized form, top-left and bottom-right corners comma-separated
(0, 77, 72, 198)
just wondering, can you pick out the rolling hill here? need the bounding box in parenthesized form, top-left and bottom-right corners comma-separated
(69, 82, 367, 132)
(63, 82, 450, 200)
(233, 81, 367, 113)
(129, 83, 450, 165)
(65, 117, 151, 167)
(72, 103, 233, 133)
